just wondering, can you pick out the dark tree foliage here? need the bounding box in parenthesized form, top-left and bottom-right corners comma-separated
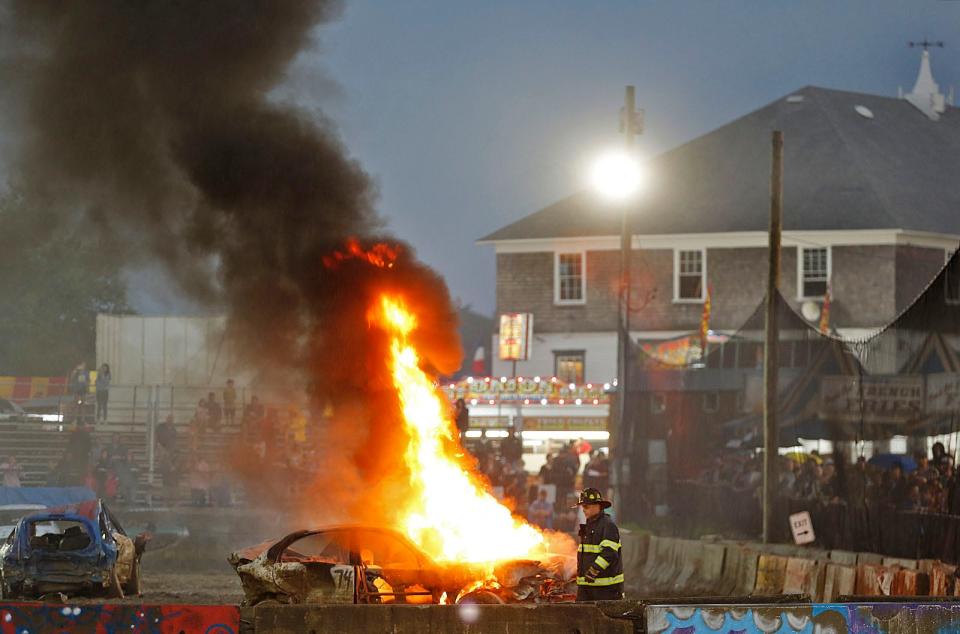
(0, 195, 131, 375)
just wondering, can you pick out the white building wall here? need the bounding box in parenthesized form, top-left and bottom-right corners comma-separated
(491, 331, 619, 383)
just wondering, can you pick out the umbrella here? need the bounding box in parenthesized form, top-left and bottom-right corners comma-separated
(784, 451, 822, 465)
(867, 453, 917, 472)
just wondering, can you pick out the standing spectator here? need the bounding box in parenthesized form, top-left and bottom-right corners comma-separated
(539, 453, 555, 486)
(156, 415, 178, 454)
(528, 489, 554, 529)
(95, 363, 112, 422)
(454, 398, 470, 439)
(113, 448, 139, 505)
(69, 362, 89, 423)
(1, 456, 22, 487)
(105, 433, 125, 462)
(65, 423, 93, 485)
(93, 449, 111, 498)
(188, 455, 211, 506)
(933, 442, 954, 470)
(243, 395, 265, 429)
(206, 392, 222, 432)
(501, 429, 523, 464)
(583, 451, 610, 495)
(553, 443, 579, 511)
(223, 379, 237, 426)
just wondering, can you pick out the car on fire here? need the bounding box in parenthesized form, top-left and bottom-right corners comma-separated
(228, 525, 575, 606)
(0, 499, 147, 599)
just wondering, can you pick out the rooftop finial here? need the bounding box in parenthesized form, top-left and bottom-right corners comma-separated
(905, 41, 947, 120)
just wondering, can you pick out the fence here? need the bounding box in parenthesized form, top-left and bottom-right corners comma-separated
(670, 480, 960, 565)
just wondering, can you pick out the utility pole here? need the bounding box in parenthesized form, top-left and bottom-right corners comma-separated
(762, 130, 783, 543)
(613, 86, 640, 513)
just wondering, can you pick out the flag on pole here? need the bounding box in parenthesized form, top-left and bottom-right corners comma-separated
(819, 283, 831, 335)
(471, 346, 486, 375)
(699, 285, 712, 358)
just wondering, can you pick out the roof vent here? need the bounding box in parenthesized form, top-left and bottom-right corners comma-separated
(854, 105, 874, 119)
(786, 95, 804, 103)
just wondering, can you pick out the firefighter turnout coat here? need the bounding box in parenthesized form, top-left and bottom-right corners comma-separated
(576, 512, 623, 591)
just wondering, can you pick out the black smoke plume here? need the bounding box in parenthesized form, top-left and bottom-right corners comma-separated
(6, 1, 463, 501)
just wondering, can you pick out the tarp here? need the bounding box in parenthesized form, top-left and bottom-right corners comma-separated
(0, 486, 96, 508)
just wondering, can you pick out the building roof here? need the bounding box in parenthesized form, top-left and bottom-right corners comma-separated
(480, 85, 960, 242)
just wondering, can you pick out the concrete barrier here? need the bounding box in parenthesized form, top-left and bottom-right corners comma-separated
(650, 538, 683, 594)
(828, 550, 858, 566)
(919, 560, 955, 596)
(883, 557, 918, 569)
(855, 564, 894, 596)
(821, 563, 856, 601)
(890, 568, 927, 596)
(734, 549, 760, 596)
(856, 552, 884, 566)
(689, 543, 726, 595)
(753, 554, 788, 595)
(671, 540, 704, 594)
(252, 604, 634, 634)
(782, 557, 823, 599)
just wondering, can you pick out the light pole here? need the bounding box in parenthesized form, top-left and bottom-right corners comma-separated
(589, 86, 643, 513)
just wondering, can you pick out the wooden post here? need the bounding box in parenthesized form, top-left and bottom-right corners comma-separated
(613, 85, 637, 513)
(763, 130, 783, 544)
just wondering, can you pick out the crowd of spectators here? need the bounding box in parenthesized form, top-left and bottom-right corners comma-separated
(466, 435, 610, 534)
(696, 442, 960, 515)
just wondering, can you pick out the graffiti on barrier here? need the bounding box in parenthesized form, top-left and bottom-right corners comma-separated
(646, 603, 960, 634)
(0, 603, 239, 634)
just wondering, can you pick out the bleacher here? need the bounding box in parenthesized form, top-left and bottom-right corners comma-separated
(4, 384, 257, 504)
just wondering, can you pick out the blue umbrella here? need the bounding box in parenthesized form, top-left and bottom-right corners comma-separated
(867, 453, 918, 472)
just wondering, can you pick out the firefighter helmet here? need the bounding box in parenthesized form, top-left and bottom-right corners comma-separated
(571, 487, 612, 509)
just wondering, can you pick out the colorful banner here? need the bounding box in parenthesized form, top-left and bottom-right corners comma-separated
(640, 333, 729, 368)
(819, 283, 832, 334)
(442, 377, 608, 404)
(699, 285, 712, 358)
(0, 376, 68, 401)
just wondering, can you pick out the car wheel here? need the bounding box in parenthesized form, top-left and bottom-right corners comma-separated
(123, 558, 142, 597)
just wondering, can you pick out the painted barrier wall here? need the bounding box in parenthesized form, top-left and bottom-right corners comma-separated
(646, 603, 960, 634)
(0, 602, 240, 634)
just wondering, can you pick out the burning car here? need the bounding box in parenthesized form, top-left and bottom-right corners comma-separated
(228, 525, 575, 605)
(0, 499, 147, 599)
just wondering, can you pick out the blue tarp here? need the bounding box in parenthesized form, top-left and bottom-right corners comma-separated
(0, 486, 96, 507)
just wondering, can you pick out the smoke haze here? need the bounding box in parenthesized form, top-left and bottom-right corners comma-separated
(6, 1, 463, 505)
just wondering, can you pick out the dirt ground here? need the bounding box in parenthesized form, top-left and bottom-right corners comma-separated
(134, 571, 244, 604)
(44, 571, 245, 605)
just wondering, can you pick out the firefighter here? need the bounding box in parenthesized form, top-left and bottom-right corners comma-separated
(572, 487, 623, 601)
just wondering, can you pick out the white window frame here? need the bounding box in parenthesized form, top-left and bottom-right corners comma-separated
(554, 251, 587, 305)
(797, 246, 831, 300)
(673, 248, 706, 303)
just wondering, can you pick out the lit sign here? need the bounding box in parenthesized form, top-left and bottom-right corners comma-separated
(498, 313, 533, 361)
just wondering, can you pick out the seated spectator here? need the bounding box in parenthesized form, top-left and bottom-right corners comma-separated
(899, 484, 922, 511)
(1, 455, 22, 487)
(528, 489, 554, 529)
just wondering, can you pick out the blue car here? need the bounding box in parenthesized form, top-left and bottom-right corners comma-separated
(0, 498, 145, 599)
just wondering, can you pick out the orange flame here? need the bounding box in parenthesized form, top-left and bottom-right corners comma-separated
(322, 238, 399, 269)
(371, 295, 547, 564)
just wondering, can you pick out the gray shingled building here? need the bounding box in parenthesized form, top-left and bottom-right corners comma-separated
(480, 50, 960, 386)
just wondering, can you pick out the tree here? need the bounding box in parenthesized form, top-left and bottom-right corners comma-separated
(0, 195, 131, 375)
